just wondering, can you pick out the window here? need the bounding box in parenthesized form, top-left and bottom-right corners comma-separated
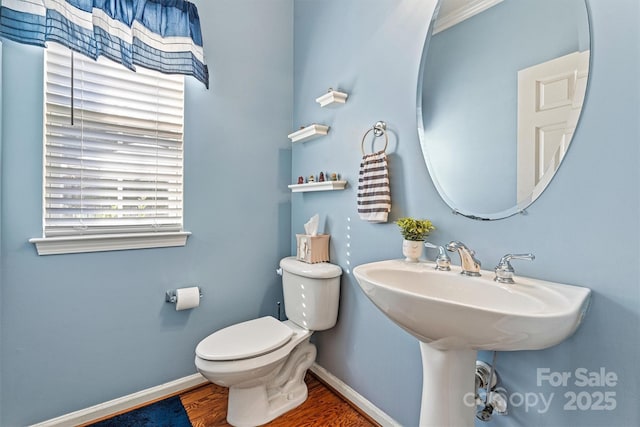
(30, 43, 190, 255)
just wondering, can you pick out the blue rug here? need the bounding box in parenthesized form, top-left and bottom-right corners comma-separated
(90, 396, 192, 427)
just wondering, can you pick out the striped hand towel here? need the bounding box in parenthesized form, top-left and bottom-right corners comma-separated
(357, 151, 391, 223)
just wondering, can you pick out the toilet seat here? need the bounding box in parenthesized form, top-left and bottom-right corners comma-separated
(196, 316, 294, 361)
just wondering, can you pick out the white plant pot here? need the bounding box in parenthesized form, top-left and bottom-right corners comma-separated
(402, 239, 423, 262)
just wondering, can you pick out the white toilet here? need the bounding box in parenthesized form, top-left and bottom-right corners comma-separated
(195, 256, 342, 427)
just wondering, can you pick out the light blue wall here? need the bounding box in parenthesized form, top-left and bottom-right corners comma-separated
(2, 1, 638, 426)
(0, 1, 293, 425)
(294, 0, 639, 426)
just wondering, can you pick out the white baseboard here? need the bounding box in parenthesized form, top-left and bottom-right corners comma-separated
(31, 365, 397, 427)
(30, 373, 208, 427)
(310, 363, 400, 427)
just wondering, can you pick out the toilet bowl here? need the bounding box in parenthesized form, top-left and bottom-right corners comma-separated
(195, 257, 342, 427)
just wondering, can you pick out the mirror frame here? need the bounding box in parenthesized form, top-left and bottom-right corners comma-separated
(416, 0, 592, 220)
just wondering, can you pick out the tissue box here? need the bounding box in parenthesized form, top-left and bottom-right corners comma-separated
(296, 234, 330, 263)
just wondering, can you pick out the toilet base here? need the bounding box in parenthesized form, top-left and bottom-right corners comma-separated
(226, 340, 317, 427)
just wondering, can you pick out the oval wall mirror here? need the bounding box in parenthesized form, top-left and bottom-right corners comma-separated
(417, 0, 591, 220)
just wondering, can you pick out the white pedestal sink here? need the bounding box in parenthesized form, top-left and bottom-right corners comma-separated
(353, 260, 591, 427)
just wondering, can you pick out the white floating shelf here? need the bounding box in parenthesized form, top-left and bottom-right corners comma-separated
(288, 180, 347, 193)
(315, 89, 349, 107)
(288, 124, 330, 143)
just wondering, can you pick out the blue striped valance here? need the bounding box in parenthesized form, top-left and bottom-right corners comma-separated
(0, 0, 209, 88)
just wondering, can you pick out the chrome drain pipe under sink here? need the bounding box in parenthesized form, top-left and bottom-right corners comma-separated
(475, 352, 508, 421)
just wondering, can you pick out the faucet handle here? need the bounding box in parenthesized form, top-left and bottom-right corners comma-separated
(425, 242, 451, 271)
(494, 253, 535, 284)
(424, 242, 441, 250)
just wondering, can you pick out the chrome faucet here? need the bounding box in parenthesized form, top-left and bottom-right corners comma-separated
(494, 253, 535, 284)
(446, 241, 481, 276)
(424, 242, 451, 271)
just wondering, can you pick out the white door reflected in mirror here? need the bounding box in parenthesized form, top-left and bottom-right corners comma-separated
(517, 50, 590, 204)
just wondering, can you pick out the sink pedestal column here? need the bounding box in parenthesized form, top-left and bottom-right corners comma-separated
(419, 343, 477, 427)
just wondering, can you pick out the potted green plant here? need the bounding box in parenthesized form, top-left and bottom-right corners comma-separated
(395, 217, 435, 262)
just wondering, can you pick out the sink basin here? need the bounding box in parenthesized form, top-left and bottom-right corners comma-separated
(353, 259, 591, 427)
(353, 259, 590, 351)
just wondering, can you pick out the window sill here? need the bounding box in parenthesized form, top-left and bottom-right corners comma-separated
(29, 231, 191, 255)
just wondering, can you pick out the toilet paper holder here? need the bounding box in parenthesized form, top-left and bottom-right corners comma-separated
(165, 287, 203, 304)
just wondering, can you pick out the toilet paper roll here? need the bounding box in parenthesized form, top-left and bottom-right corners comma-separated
(175, 287, 200, 311)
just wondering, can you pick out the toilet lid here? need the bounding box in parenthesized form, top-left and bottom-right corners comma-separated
(196, 316, 294, 361)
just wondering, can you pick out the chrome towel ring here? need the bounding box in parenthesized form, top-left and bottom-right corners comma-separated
(361, 121, 388, 155)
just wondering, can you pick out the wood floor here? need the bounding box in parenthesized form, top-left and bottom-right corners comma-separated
(180, 373, 378, 427)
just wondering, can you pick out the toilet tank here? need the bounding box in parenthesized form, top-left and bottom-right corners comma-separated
(279, 257, 342, 331)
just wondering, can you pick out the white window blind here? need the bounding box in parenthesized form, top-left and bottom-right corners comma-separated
(43, 43, 185, 238)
